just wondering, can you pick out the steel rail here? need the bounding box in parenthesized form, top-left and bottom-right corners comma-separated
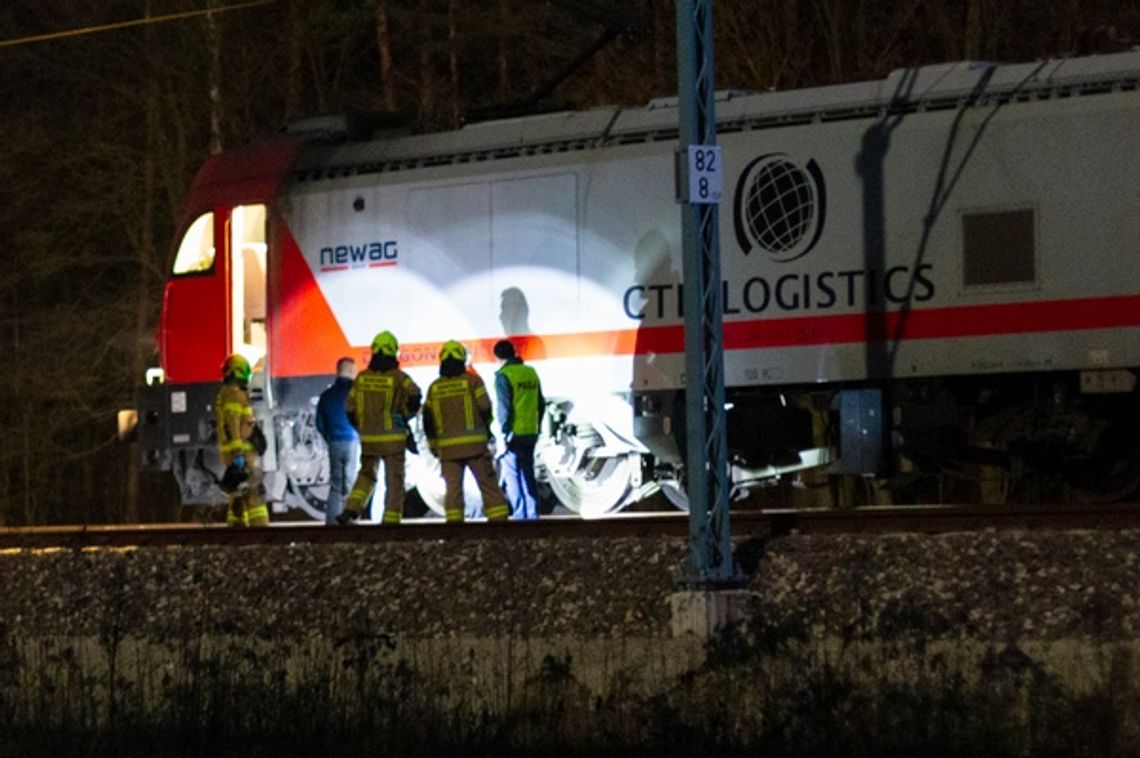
(1, 503, 1138, 551)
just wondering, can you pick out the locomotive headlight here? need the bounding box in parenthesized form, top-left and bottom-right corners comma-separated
(116, 410, 138, 442)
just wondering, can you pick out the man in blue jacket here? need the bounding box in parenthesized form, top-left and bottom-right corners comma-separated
(315, 357, 360, 524)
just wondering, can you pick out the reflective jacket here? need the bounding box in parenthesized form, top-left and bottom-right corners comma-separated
(495, 359, 544, 439)
(347, 368, 422, 455)
(424, 372, 494, 460)
(215, 382, 257, 465)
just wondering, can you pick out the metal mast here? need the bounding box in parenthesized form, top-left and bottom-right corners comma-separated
(675, 0, 733, 584)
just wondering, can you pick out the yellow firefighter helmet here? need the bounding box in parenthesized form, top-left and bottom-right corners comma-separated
(371, 330, 399, 357)
(221, 354, 252, 383)
(439, 340, 467, 363)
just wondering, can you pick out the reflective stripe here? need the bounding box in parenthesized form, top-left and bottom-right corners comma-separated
(437, 434, 489, 448)
(428, 376, 487, 449)
(445, 508, 464, 522)
(432, 379, 471, 397)
(429, 397, 443, 436)
(485, 504, 509, 521)
(216, 384, 257, 465)
(354, 374, 394, 430)
(225, 500, 268, 526)
(382, 508, 401, 524)
(351, 370, 420, 444)
(361, 432, 405, 444)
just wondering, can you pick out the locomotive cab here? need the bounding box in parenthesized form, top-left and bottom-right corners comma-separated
(137, 141, 301, 510)
(164, 204, 268, 382)
(136, 202, 272, 504)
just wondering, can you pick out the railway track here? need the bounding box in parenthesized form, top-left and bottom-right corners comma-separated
(1, 503, 1138, 550)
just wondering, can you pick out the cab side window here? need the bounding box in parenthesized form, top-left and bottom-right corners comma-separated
(171, 213, 215, 275)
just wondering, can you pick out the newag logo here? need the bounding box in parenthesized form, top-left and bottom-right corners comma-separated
(319, 241, 399, 272)
(733, 153, 826, 263)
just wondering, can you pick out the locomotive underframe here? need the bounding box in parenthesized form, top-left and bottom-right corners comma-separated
(138, 364, 1140, 517)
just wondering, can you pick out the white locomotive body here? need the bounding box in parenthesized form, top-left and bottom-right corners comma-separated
(139, 52, 1140, 517)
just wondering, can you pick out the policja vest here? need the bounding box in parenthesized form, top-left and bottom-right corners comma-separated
(496, 361, 542, 437)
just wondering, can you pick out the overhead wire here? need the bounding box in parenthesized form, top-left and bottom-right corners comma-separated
(0, 0, 277, 49)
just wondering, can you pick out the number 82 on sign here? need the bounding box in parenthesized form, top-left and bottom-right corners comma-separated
(675, 145, 724, 205)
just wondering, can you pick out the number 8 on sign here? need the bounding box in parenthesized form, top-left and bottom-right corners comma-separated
(686, 145, 723, 204)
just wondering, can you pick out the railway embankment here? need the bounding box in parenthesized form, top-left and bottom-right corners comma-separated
(2, 526, 1140, 755)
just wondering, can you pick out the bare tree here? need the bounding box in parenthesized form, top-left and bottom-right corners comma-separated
(448, 0, 460, 127)
(418, 1, 438, 129)
(285, 0, 306, 119)
(497, 0, 511, 101)
(206, 0, 224, 154)
(377, 0, 396, 110)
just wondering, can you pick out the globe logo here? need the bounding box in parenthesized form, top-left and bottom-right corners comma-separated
(733, 153, 827, 263)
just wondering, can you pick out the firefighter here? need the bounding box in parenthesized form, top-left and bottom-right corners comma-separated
(216, 354, 269, 527)
(338, 330, 422, 525)
(493, 339, 545, 519)
(423, 340, 509, 522)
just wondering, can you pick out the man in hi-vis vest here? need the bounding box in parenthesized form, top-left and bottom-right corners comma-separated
(423, 340, 509, 523)
(339, 330, 421, 525)
(493, 339, 545, 519)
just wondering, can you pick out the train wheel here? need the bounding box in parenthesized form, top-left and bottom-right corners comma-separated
(290, 482, 328, 522)
(538, 397, 645, 517)
(659, 480, 689, 511)
(543, 450, 636, 518)
(405, 421, 488, 519)
(276, 411, 330, 521)
(407, 452, 487, 518)
(407, 449, 445, 516)
(539, 423, 638, 518)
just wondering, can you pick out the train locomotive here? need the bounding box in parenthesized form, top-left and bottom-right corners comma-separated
(135, 51, 1140, 520)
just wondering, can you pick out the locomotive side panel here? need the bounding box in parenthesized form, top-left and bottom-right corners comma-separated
(278, 90, 1140, 395)
(144, 54, 1140, 514)
(705, 91, 1140, 388)
(279, 154, 659, 398)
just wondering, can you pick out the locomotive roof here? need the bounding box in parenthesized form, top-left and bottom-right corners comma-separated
(290, 49, 1140, 181)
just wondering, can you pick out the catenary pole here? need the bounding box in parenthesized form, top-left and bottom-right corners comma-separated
(675, 0, 734, 584)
